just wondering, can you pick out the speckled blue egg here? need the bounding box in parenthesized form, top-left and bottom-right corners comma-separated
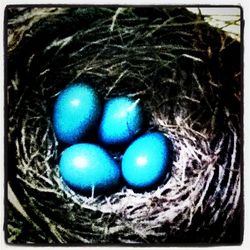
(53, 83, 101, 144)
(59, 143, 121, 193)
(121, 132, 169, 190)
(98, 97, 143, 146)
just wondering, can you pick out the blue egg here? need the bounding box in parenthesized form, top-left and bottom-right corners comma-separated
(121, 132, 169, 190)
(59, 143, 121, 194)
(98, 97, 143, 146)
(53, 83, 101, 144)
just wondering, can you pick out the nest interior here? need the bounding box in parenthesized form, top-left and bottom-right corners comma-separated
(6, 6, 242, 244)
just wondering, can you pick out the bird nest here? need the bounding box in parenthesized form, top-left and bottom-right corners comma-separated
(6, 6, 242, 244)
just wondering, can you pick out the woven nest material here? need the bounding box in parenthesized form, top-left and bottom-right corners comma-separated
(6, 7, 242, 244)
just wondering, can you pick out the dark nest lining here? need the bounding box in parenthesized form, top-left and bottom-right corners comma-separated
(6, 6, 242, 244)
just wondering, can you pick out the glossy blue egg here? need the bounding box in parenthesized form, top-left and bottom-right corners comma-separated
(121, 132, 169, 190)
(53, 83, 101, 144)
(98, 97, 143, 146)
(59, 143, 121, 194)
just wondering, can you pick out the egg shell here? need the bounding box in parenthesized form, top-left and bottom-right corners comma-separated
(53, 83, 101, 145)
(98, 97, 143, 147)
(59, 143, 121, 194)
(121, 132, 169, 190)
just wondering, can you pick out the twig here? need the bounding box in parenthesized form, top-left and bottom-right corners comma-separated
(110, 8, 125, 32)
